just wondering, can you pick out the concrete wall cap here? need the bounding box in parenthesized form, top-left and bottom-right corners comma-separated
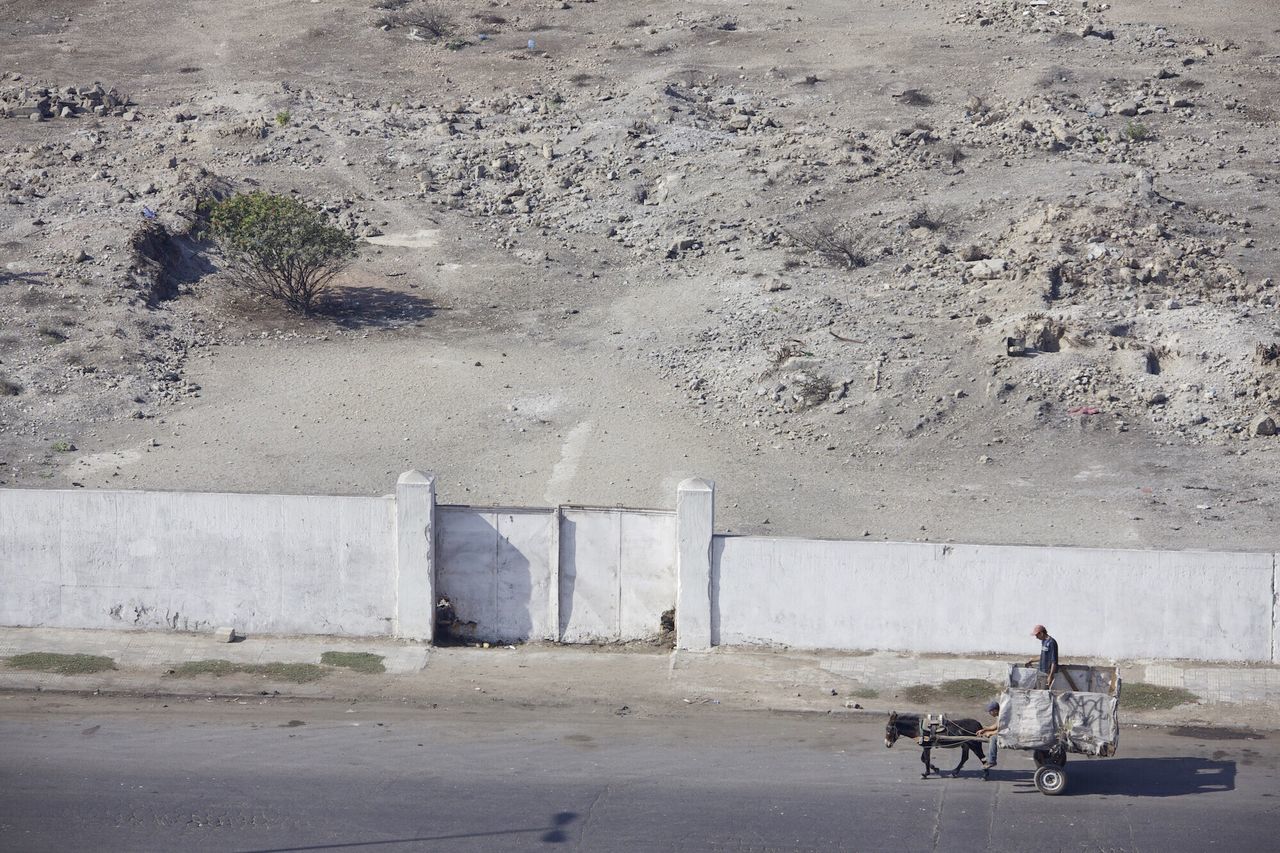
(678, 477, 715, 492)
(397, 470, 435, 486)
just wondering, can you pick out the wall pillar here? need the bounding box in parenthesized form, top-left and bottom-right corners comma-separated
(395, 470, 436, 641)
(676, 478, 715, 651)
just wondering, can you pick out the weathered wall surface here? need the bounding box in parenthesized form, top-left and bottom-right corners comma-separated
(712, 536, 1277, 662)
(0, 488, 397, 636)
(435, 506, 556, 643)
(559, 508, 676, 643)
(3, 479, 1274, 662)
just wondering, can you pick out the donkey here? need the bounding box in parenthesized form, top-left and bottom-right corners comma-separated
(884, 711, 989, 779)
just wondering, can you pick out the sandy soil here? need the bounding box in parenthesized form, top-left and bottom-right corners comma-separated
(1, 0, 1278, 548)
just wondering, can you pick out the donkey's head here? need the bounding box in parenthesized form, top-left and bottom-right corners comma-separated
(885, 711, 900, 748)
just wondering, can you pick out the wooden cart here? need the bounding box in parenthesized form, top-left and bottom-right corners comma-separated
(995, 663, 1122, 795)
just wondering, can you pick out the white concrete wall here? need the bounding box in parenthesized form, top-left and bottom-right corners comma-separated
(435, 507, 556, 643)
(4, 478, 1274, 662)
(713, 536, 1278, 662)
(0, 488, 397, 636)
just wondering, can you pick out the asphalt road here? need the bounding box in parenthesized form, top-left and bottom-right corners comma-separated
(2, 693, 1277, 852)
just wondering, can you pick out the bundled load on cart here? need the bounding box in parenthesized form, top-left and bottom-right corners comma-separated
(995, 663, 1122, 795)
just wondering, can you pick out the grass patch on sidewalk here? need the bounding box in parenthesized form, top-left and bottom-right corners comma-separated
(900, 678, 1001, 705)
(5, 652, 117, 675)
(1122, 682, 1199, 710)
(320, 651, 386, 674)
(169, 659, 327, 683)
(939, 678, 1001, 700)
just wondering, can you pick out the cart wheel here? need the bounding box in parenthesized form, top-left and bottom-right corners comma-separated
(1034, 765, 1068, 796)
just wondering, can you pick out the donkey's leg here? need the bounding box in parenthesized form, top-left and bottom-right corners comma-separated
(951, 745, 969, 777)
(920, 747, 937, 779)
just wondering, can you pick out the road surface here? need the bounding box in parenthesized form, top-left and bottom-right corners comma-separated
(2, 693, 1276, 852)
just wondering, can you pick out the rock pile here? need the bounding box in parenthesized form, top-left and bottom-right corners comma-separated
(0, 76, 134, 121)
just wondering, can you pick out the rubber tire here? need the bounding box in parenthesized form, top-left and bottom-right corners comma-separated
(1033, 748, 1068, 768)
(1034, 765, 1068, 796)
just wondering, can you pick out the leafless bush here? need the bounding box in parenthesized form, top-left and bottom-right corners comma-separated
(906, 206, 940, 230)
(1035, 66, 1075, 88)
(895, 88, 933, 106)
(0, 375, 20, 396)
(793, 373, 835, 409)
(626, 17, 648, 28)
(378, 3, 455, 38)
(471, 12, 507, 26)
(372, 0, 410, 9)
(788, 220, 874, 269)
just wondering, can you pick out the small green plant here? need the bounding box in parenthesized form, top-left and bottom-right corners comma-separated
(850, 687, 879, 700)
(169, 659, 327, 683)
(899, 679, 1001, 705)
(6, 652, 116, 674)
(321, 651, 386, 673)
(1123, 682, 1198, 710)
(1122, 121, 1150, 142)
(209, 191, 358, 314)
(901, 684, 941, 703)
(275, 111, 291, 126)
(50, 440, 75, 453)
(939, 678, 1001, 701)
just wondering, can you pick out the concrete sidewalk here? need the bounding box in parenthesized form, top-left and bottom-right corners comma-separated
(0, 627, 1276, 728)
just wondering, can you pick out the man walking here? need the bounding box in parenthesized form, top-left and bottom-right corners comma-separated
(1026, 624, 1058, 689)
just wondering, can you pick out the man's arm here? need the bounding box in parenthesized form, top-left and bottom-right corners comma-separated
(1046, 639, 1059, 686)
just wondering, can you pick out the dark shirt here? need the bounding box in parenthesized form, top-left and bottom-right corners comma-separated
(1038, 636, 1059, 673)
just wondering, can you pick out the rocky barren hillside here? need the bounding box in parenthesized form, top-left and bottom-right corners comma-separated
(1, 0, 1277, 549)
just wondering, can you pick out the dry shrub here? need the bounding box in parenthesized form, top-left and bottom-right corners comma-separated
(378, 2, 455, 38)
(788, 220, 874, 269)
(793, 373, 835, 409)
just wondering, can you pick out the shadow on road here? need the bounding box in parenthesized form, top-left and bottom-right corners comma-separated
(1070, 757, 1236, 796)
(998, 757, 1237, 797)
(235, 810, 578, 852)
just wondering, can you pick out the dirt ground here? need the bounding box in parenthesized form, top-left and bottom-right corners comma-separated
(1, 0, 1278, 548)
